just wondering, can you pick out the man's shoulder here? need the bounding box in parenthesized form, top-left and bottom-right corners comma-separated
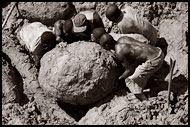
(115, 41, 130, 49)
(118, 36, 134, 43)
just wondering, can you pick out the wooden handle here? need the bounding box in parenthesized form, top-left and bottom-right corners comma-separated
(2, 2, 17, 29)
(167, 58, 176, 110)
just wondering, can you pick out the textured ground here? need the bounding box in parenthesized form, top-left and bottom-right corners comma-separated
(2, 2, 188, 125)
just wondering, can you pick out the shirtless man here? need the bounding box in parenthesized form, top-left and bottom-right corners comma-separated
(98, 33, 165, 101)
(92, 27, 149, 44)
(106, 4, 158, 46)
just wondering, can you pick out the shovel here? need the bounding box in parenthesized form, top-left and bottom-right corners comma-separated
(167, 57, 176, 111)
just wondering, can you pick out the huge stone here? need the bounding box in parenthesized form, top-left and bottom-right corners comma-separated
(16, 2, 96, 26)
(38, 41, 123, 105)
(17, 2, 72, 26)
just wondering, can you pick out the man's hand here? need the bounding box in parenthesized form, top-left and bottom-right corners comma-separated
(58, 42, 67, 48)
(56, 36, 64, 42)
(54, 20, 65, 43)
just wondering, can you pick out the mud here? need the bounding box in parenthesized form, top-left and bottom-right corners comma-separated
(2, 2, 188, 125)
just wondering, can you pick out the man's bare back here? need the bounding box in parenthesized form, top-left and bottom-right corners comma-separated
(115, 36, 160, 63)
(99, 34, 164, 101)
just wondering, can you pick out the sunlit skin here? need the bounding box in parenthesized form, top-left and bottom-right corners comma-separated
(106, 4, 158, 46)
(54, 20, 65, 42)
(115, 37, 160, 79)
(100, 34, 161, 101)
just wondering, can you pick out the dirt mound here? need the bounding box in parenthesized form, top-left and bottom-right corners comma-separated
(38, 41, 123, 105)
(79, 89, 188, 125)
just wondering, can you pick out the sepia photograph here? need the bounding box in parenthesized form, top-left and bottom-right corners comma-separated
(2, 2, 188, 125)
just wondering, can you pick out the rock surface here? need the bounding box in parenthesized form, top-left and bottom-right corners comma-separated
(2, 2, 75, 27)
(78, 89, 188, 125)
(38, 41, 123, 105)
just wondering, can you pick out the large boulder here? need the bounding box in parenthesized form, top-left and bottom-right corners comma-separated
(38, 41, 123, 105)
(16, 2, 72, 26)
(15, 2, 96, 26)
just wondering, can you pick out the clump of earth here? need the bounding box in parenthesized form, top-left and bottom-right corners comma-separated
(2, 2, 188, 125)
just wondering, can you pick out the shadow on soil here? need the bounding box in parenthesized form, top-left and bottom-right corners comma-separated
(2, 52, 29, 106)
(57, 100, 93, 122)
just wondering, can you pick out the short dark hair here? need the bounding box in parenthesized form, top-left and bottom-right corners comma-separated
(100, 33, 115, 50)
(106, 4, 122, 23)
(92, 27, 106, 43)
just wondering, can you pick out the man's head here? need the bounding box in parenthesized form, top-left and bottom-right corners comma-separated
(99, 33, 116, 50)
(63, 19, 73, 35)
(41, 31, 57, 51)
(106, 4, 123, 23)
(92, 27, 106, 43)
(73, 14, 88, 33)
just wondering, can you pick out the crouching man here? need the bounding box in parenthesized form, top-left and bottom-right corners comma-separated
(98, 33, 165, 101)
(54, 9, 104, 43)
(106, 4, 158, 46)
(18, 21, 57, 68)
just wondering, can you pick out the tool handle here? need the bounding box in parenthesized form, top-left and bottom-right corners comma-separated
(2, 2, 17, 29)
(167, 58, 176, 108)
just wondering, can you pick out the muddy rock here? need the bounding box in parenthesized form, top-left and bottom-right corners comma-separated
(16, 2, 74, 26)
(38, 41, 123, 105)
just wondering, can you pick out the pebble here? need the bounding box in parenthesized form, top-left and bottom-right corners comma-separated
(37, 115, 41, 122)
(141, 113, 147, 120)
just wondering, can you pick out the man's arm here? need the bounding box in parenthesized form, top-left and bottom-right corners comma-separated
(54, 20, 65, 42)
(75, 32, 91, 41)
(62, 2, 77, 20)
(119, 59, 135, 80)
(93, 12, 104, 28)
(115, 44, 135, 79)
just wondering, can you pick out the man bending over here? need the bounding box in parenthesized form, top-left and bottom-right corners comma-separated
(99, 33, 165, 101)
